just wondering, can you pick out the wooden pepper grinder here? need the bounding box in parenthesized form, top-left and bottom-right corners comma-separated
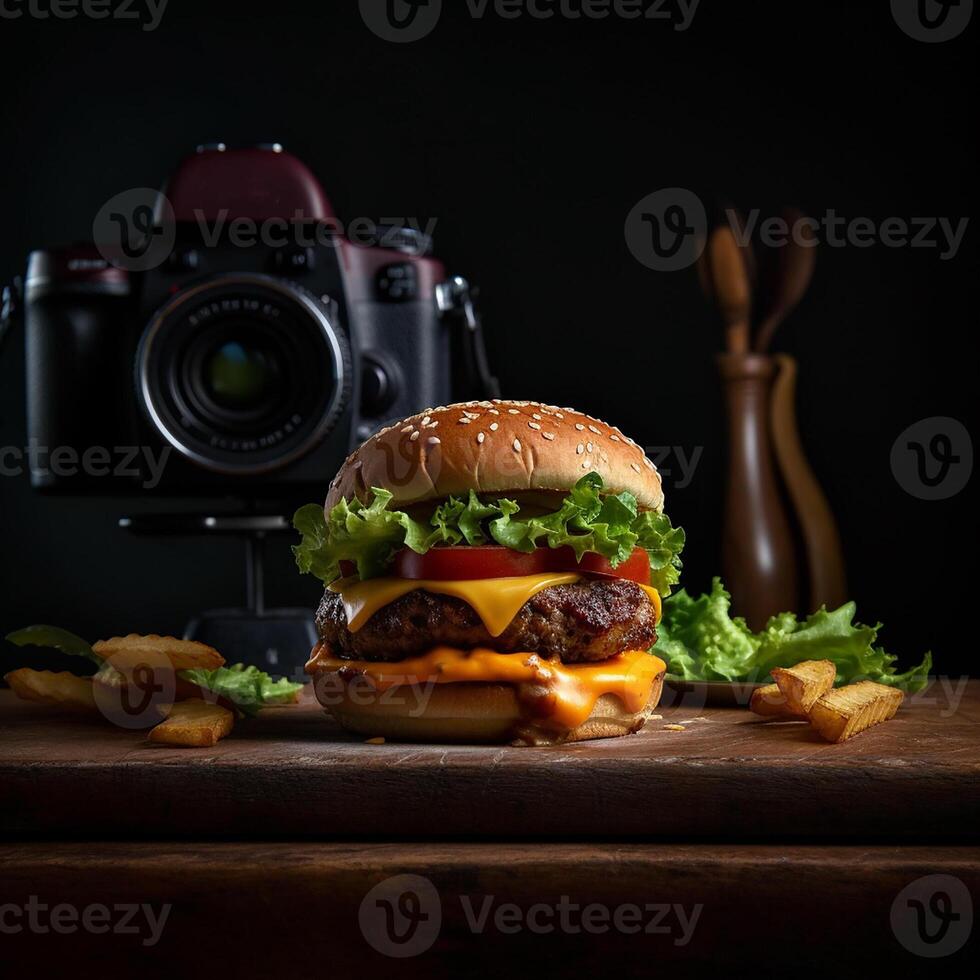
(717, 353, 799, 630)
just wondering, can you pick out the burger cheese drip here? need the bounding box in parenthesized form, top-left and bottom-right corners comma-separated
(306, 644, 667, 735)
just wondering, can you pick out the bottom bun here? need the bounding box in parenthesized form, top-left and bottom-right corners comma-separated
(311, 674, 665, 747)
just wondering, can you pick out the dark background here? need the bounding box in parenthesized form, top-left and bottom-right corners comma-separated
(0, 1, 975, 676)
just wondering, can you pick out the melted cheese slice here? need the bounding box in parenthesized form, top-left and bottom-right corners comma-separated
(329, 574, 662, 635)
(307, 645, 668, 732)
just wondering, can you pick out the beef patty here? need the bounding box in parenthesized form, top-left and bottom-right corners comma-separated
(316, 578, 657, 664)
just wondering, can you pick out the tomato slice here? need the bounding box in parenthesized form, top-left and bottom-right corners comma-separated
(574, 546, 651, 585)
(388, 544, 651, 585)
(392, 545, 548, 581)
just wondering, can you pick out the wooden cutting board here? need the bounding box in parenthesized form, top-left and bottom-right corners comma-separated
(1, 683, 978, 840)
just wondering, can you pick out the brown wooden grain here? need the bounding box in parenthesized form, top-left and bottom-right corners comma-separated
(1, 842, 976, 977)
(1, 683, 977, 840)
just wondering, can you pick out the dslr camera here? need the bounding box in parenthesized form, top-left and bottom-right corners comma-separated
(14, 143, 496, 493)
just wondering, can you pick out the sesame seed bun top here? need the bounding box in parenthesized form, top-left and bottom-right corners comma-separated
(324, 400, 664, 513)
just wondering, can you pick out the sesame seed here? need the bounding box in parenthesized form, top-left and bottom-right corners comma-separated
(513, 439, 522, 452)
(508, 409, 520, 415)
(555, 412, 564, 419)
(464, 411, 480, 419)
(589, 425, 600, 435)
(631, 462, 641, 473)
(426, 420, 439, 428)
(477, 432, 485, 444)
(542, 432, 556, 441)
(587, 442, 593, 453)
(488, 409, 499, 415)
(610, 434, 620, 442)
(490, 422, 499, 431)
(401, 425, 414, 434)
(532, 413, 542, 420)
(664, 724, 686, 732)
(575, 423, 585, 431)
(582, 460, 590, 469)
(421, 416, 431, 425)
(410, 431, 420, 442)
(428, 437, 441, 446)
(458, 417, 472, 424)
(528, 421, 541, 430)
(576, 444, 585, 454)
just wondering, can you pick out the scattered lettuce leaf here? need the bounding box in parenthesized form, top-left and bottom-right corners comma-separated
(5, 625, 101, 666)
(658, 578, 932, 692)
(293, 473, 686, 594)
(178, 664, 303, 718)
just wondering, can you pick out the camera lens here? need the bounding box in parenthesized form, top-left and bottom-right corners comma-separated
(204, 338, 280, 410)
(137, 275, 351, 475)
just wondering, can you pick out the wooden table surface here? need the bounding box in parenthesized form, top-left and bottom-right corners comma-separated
(1, 841, 977, 976)
(2, 681, 978, 840)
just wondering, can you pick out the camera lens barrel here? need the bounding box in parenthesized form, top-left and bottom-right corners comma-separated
(137, 274, 351, 475)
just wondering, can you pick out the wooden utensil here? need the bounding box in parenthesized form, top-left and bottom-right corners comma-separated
(697, 213, 754, 354)
(717, 353, 799, 630)
(769, 354, 847, 611)
(754, 207, 816, 352)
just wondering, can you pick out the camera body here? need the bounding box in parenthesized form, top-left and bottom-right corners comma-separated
(21, 145, 485, 494)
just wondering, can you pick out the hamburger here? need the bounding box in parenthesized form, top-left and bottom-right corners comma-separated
(293, 400, 685, 745)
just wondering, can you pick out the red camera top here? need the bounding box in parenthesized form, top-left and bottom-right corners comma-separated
(162, 144, 335, 222)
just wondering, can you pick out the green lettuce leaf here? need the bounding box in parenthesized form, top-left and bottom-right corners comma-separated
(658, 578, 932, 692)
(5, 625, 101, 666)
(178, 664, 304, 718)
(293, 473, 686, 594)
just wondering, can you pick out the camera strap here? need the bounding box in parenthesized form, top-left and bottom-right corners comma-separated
(436, 276, 501, 401)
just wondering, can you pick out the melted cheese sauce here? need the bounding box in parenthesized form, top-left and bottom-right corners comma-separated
(306, 645, 667, 733)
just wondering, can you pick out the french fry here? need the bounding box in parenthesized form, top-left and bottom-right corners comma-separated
(808, 681, 904, 743)
(93, 634, 224, 672)
(148, 698, 234, 747)
(4, 668, 97, 712)
(771, 660, 836, 716)
(749, 683, 804, 718)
